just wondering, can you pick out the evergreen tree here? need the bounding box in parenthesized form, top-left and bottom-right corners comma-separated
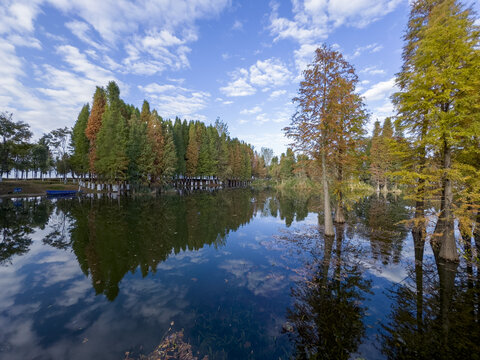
(95, 81, 128, 183)
(185, 122, 198, 176)
(71, 104, 90, 176)
(393, 0, 480, 261)
(86, 87, 106, 173)
(126, 113, 148, 184)
(173, 118, 186, 175)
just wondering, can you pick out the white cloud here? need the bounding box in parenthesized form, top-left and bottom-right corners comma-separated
(270, 0, 402, 74)
(221, 58, 291, 97)
(360, 66, 386, 76)
(249, 59, 291, 88)
(139, 83, 211, 119)
(220, 76, 256, 97)
(362, 78, 397, 102)
(351, 43, 383, 58)
(293, 43, 320, 74)
(269, 89, 287, 99)
(240, 106, 262, 115)
(269, 0, 402, 45)
(232, 20, 243, 31)
(65, 20, 106, 50)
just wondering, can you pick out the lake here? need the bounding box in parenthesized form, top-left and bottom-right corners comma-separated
(0, 189, 478, 359)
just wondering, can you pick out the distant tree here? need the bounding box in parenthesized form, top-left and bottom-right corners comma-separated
(47, 127, 72, 181)
(260, 147, 274, 167)
(279, 148, 295, 180)
(173, 118, 186, 175)
(0, 112, 32, 179)
(185, 122, 198, 176)
(214, 116, 229, 138)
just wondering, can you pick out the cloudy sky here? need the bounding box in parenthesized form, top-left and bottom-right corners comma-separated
(1, 0, 478, 156)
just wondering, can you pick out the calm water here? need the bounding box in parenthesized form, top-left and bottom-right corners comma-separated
(0, 190, 478, 359)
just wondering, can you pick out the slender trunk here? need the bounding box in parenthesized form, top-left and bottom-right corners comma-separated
(413, 227, 425, 335)
(335, 164, 345, 223)
(474, 209, 480, 257)
(335, 192, 345, 223)
(435, 138, 458, 262)
(435, 257, 458, 348)
(322, 151, 334, 236)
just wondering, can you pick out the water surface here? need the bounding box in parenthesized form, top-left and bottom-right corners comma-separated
(0, 190, 478, 359)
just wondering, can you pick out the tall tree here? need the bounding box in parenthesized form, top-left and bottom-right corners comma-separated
(393, 0, 480, 262)
(71, 104, 90, 177)
(47, 127, 72, 181)
(95, 81, 128, 183)
(185, 122, 198, 176)
(260, 147, 274, 167)
(85, 87, 106, 174)
(285, 44, 367, 235)
(0, 112, 32, 179)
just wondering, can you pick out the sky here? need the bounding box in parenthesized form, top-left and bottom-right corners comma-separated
(1, 0, 479, 157)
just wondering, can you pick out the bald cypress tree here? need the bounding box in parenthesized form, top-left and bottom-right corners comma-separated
(71, 104, 90, 177)
(95, 81, 128, 183)
(85, 87, 106, 174)
(393, 0, 480, 261)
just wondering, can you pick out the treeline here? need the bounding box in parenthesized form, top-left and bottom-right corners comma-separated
(0, 82, 267, 183)
(72, 81, 265, 185)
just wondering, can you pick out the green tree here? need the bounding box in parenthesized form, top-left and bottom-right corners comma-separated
(86, 87, 106, 173)
(393, 0, 480, 262)
(71, 104, 90, 177)
(95, 81, 128, 183)
(185, 122, 198, 176)
(47, 127, 72, 181)
(173, 117, 186, 175)
(285, 44, 367, 235)
(0, 112, 32, 179)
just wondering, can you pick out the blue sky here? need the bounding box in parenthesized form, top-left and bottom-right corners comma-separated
(1, 0, 479, 157)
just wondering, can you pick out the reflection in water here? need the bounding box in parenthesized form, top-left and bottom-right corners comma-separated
(60, 190, 266, 301)
(283, 223, 372, 359)
(351, 194, 410, 265)
(381, 229, 480, 360)
(1, 191, 479, 359)
(0, 197, 53, 264)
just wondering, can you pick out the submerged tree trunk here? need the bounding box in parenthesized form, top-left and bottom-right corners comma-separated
(435, 139, 458, 262)
(322, 151, 334, 236)
(335, 164, 345, 223)
(435, 257, 458, 348)
(413, 227, 425, 335)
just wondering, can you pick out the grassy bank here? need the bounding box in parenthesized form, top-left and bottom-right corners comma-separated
(0, 179, 77, 197)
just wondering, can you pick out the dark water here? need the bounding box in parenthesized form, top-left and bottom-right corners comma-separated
(0, 190, 478, 359)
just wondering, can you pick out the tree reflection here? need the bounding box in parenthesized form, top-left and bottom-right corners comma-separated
(285, 223, 372, 359)
(352, 194, 410, 265)
(381, 229, 480, 359)
(59, 190, 264, 301)
(0, 197, 53, 264)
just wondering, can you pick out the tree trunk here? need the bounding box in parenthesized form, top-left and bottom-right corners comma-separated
(334, 194, 345, 223)
(413, 227, 425, 335)
(435, 139, 458, 262)
(435, 257, 458, 348)
(322, 151, 334, 236)
(335, 164, 345, 223)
